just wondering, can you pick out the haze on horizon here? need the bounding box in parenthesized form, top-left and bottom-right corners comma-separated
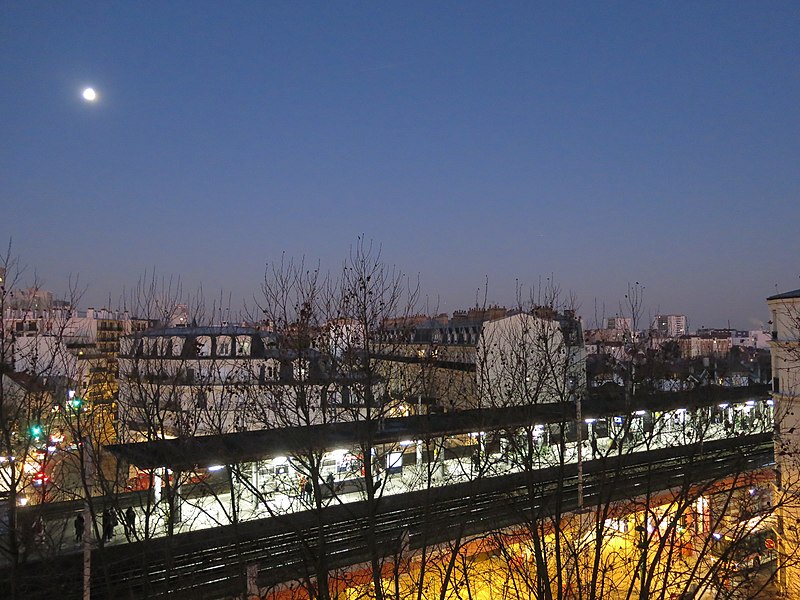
(1, 3, 798, 331)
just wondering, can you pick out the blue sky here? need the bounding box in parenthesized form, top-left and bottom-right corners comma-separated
(2, 2, 798, 329)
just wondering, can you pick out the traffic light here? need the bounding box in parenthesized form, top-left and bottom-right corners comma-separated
(30, 424, 43, 438)
(67, 389, 83, 411)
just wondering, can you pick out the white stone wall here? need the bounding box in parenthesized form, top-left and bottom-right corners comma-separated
(476, 313, 586, 408)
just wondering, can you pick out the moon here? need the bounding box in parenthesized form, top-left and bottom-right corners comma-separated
(82, 87, 97, 102)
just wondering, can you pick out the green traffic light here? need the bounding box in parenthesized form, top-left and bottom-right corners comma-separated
(30, 424, 43, 437)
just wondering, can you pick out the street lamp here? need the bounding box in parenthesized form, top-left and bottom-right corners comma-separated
(635, 523, 648, 597)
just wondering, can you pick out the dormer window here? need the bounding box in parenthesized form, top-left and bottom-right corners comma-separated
(120, 337, 136, 356)
(235, 336, 251, 356)
(196, 336, 211, 357)
(144, 337, 158, 357)
(216, 336, 232, 357)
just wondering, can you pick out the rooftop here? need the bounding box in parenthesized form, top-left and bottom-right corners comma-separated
(767, 288, 800, 301)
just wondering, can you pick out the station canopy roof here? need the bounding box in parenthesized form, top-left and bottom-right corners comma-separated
(106, 384, 767, 470)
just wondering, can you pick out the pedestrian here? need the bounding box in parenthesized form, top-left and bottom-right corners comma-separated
(32, 516, 45, 545)
(110, 509, 118, 539)
(303, 478, 313, 501)
(125, 506, 136, 537)
(298, 476, 306, 498)
(74, 513, 85, 543)
(102, 510, 110, 541)
(326, 472, 335, 491)
(102, 509, 116, 541)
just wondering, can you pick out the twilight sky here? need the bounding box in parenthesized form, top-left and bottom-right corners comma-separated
(2, 3, 798, 330)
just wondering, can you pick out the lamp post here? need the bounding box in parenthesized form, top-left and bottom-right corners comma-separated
(635, 523, 648, 599)
(82, 435, 95, 600)
(575, 389, 584, 510)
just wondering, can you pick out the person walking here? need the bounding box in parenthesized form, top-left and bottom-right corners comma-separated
(74, 513, 85, 543)
(102, 509, 116, 541)
(125, 506, 136, 538)
(303, 478, 313, 501)
(32, 516, 45, 545)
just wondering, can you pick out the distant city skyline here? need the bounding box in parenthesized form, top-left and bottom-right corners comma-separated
(0, 254, 777, 333)
(2, 3, 798, 330)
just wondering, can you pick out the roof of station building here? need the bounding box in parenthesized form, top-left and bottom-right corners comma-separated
(107, 384, 769, 470)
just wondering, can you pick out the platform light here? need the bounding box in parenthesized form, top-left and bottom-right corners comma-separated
(399, 440, 413, 447)
(719, 403, 729, 409)
(272, 456, 288, 466)
(634, 410, 646, 416)
(585, 418, 596, 424)
(207, 465, 225, 472)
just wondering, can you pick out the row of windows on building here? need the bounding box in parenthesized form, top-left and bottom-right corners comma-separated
(126, 335, 254, 359)
(126, 358, 313, 386)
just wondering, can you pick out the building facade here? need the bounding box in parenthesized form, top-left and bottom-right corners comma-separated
(655, 314, 687, 337)
(767, 288, 800, 597)
(117, 326, 367, 442)
(378, 306, 586, 412)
